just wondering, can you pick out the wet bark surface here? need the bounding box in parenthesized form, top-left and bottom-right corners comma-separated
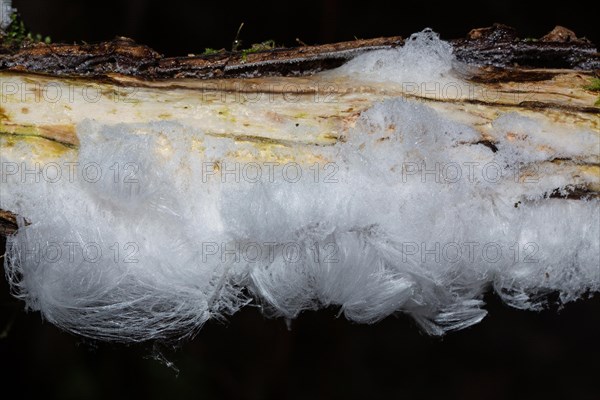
(0, 24, 597, 80)
(0, 210, 17, 237)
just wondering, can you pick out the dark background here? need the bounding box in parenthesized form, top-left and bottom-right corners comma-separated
(11, 0, 600, 54)
(2, 1, 600, 399)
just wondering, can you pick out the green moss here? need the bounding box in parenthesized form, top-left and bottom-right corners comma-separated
(583, 78, 600, 92)
(202, 48, 223, 56)
(240, 40, 277, 62)
(1, 13, 51, 47)
(582, 78, 600, 107)
(250, 40, 276, 52)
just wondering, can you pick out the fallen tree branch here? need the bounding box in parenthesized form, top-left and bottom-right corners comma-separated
(0, 24, 597, 79)
(1, 24, 599, 341)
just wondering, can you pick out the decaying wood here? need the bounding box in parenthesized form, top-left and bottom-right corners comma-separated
(0, 24, 598, 79)
(0, 25, 599, 237)
(0, 36, 404, 79)
(0, 210, 17, 237)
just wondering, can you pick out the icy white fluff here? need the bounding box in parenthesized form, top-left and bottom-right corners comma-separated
(335, 28, 457, 85)
(2, 31, 599, 341)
